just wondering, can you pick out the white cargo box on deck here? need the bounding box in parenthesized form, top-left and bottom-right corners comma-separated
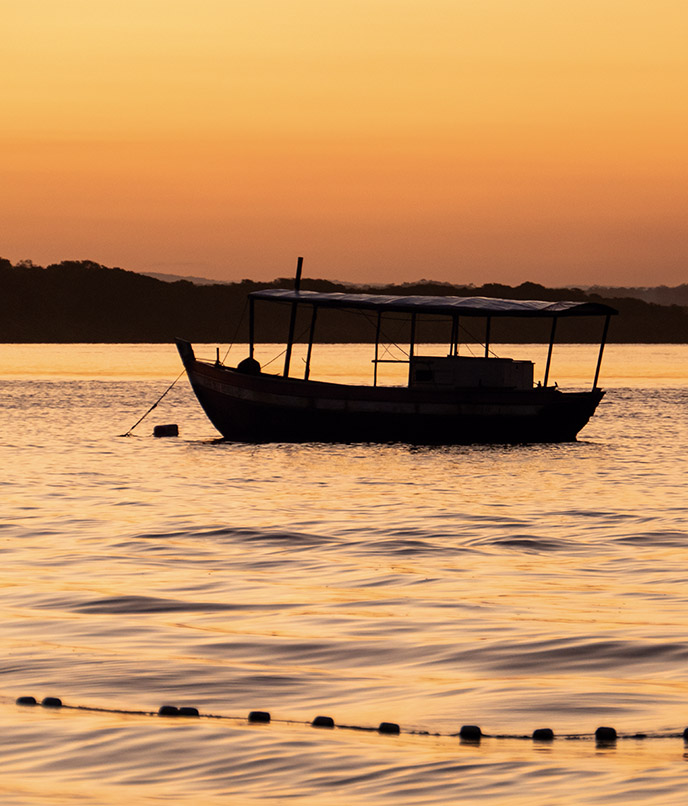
(409, 356, 534, 390)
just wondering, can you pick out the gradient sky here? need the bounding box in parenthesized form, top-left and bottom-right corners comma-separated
(3, 0, 687, 286)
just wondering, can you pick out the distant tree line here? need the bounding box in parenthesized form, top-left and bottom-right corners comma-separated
(589, 284, 688, 307)
(2, 257, 687, 343)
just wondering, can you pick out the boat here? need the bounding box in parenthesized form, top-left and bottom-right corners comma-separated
(176, 260, 617, 444)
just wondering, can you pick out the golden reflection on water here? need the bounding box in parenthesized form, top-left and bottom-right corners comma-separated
(0, 342, 685, 385)
(1, 343, 687, 804)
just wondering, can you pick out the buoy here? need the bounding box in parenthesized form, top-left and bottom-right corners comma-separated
(153, 424, 179, 438)
(312, 715, 335, 728)
(41, 697, 62, 708)
(459, 725, 482, 742)
(378, 722, 400, 735)
(158, 705, 179, 716)
(248, 710, 271, 723)
(16, 696, 37, 706)
(595, 726, 617, 743)
(532, 728, 554, 742)
(179, 706, 199, 717)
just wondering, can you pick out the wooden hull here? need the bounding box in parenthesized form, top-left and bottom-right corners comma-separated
(177, 340, 604, 444)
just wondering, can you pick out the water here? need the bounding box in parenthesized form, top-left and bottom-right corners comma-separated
(1, 343, 687, 804)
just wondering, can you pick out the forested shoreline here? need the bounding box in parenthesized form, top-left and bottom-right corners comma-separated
(2, 258, 687, 343)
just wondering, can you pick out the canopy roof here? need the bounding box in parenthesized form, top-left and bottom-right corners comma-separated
(250, 289, 618, 318)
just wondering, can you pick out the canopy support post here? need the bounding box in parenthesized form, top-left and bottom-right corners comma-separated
(304, 305, 318, 380)
(484, 317, 491, 358)
(409, 313, 417, 359)
(373, 311, 381, 386)
(283, 257, 304, 378)
(450, 315, 459, 356)
(283, 302, 298, 377)
(593, 314, 611, 390)
(248, 297, 255, 359)
(543, 317, 557, 387)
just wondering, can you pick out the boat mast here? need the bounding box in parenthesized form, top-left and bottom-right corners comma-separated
(283, 256, 304, 377)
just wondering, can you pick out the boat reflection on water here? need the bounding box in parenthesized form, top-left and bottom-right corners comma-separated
(177, 260, 617, 444)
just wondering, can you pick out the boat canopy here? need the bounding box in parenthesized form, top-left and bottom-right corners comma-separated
(249, 289, 618, 319)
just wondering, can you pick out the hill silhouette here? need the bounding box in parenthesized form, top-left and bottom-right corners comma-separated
(2, 257, 686, 343)
(588, 284, 688, 307)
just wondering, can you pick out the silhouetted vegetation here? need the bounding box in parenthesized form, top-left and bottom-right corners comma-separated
(1, 258, 686, 343)
(589, 284, 688, 307)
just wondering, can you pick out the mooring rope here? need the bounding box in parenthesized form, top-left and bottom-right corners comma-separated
(221, 298, 249, 365)
(119, 369, 186, 437)
(260, 321, 314, 370)
(12, 696, 688, 746)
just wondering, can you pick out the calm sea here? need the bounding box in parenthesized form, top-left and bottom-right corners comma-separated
(1, 342, 687, 805)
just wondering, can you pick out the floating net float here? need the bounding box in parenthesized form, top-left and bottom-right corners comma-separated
(13, 696, 688, 746)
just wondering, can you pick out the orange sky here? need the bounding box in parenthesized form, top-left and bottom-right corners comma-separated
(2, 0, 687, 286)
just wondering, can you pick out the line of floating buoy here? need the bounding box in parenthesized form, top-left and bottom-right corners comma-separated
(13, 696, 688, 744)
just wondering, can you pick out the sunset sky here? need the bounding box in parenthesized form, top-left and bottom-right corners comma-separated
(3, 1, 687, 286)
